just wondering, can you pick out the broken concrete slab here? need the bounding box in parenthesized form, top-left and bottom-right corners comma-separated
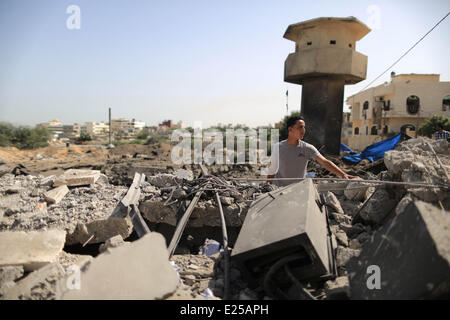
(353, 188, 399, 226)
(65, 217, 133, 246)
(2, 262, 65, 300)
(53, 169, 101, 187)
(59, 232, 180, 300)
(44, 185, 69, 204)
(347, 200, 450, 299)
(0, 230, 66, 271)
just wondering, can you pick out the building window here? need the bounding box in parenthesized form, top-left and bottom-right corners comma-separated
(330, 40, 336, 45)
(354, 127, 359, 135)
(366, 126, 368, 135)
(371, 126, 378, 135)
(363, 101, 369, 110)
(349, 43, 352, 48)
(443, 95, 450, 111)
(406, 95, 420, 114)
(383, 126, 388, 134)
(307, 42, 312, 46)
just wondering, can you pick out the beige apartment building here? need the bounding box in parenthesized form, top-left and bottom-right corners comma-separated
(344, 73, 450, 150)
(85, 122, 109, 136)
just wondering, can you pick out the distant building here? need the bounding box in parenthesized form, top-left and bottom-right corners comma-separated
(110, 118, 146, 137)
(129, 119, 146, 134)
(85, 122, 109, 136)
(346, 73, 450, 150)
(160, 120, 174, 128)
(62, 123, 81, 139)
(37, 119, 63, 141)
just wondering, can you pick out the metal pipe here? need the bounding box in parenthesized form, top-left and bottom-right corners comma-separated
(215, 192, 230, 300)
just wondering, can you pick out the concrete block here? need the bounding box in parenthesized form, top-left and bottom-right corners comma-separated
(59, 232, 180, 300)
(44, 185, 69, 204)
(53, 169, 101, 187)
(347, 200, 450, 299)
(0, 230, 66, 271)
(2, 262, 65, 300)
(66, 217, 133, 245)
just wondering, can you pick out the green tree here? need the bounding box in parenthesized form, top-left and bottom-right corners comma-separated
(0, 122, 14, 147)
(136, 130, 148, 140)
(2, 124, 51, 149)
(417, 115, 450, 138)
(78, 132, 92, 141)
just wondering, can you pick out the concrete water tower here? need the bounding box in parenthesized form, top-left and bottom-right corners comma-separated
(284, 17, 370, 154)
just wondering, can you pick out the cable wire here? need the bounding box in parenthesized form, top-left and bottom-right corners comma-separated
(358, 11, 450, 93)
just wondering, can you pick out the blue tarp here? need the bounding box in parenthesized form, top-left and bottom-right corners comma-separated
(342, 133, 402, 163)
(340, 143, 354, 153)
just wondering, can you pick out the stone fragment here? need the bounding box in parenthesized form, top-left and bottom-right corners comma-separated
(220, 196, 234, 206)
(336, 247, 360, 267)
(0, 230, 66, 271)
(323, 191, 344, 213)
(39, 175, 56, 187)
(0, 164, 9, 178)
(99, 235, 127, 253)
(348, 200, 450, 299)
(330, 212, 352, 225)
(53, 169, 101, 187)
(59, 233, 179, 300)
(147, 174, 179, 188)
(2, 262, 65, 300)
(335, 231, 349, 247)
(344, 178, 375, 202)
(354, 188, 399, 226)
(348, 239, 361, 250)
(0, 266, 24, 286)
(324, 276, 350, 299)
(44, 185, 69, 204)
(339, 223, 365, 238)
(173, 169, 194, 181)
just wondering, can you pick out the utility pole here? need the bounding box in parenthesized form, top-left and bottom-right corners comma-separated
(109, 107, 112, 145)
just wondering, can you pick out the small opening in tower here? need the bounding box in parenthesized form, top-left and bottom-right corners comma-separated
(349, 43, 352, 48)
(307, 42, 312, 46)
(330, 40, 336, 45)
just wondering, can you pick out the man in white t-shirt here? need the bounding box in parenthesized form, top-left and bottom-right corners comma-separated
(267, 116, 357, 187)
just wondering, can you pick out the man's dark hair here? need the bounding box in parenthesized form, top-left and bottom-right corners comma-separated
(286, 115, 304, 129)
(436, 123, 443, 130)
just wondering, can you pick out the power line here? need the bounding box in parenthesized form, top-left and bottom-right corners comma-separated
(358, 11, 450, 94)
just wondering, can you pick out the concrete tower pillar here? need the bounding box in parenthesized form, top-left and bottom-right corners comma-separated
(284, 17, 370, 154)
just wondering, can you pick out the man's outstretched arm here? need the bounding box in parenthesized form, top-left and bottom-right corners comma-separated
(315, 154, 357, 180)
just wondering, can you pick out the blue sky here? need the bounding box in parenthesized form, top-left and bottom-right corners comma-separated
(0, 0, 449, 128)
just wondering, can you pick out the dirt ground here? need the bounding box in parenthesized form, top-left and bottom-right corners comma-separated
(0, 142, 173, 177)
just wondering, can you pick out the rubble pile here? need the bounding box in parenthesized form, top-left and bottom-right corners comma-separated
(0, 137, 449, 300)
